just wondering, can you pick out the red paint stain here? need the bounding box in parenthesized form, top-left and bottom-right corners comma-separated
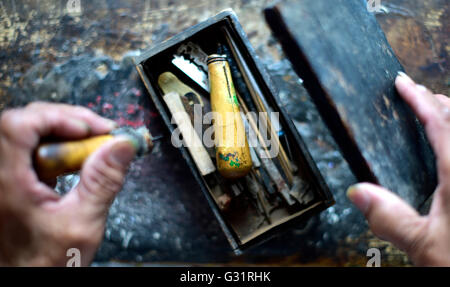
(127, 104, 136, 114)
(103, 102, 113, 110)
(115, 116, 145, 128)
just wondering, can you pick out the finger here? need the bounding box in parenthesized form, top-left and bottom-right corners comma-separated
(395, 73, 444, 131)
(25, 102, 118, 137)
(0, 121, 60, 204)
(434, 94, 450, 109)
(0, 109, 87, 150)
(9, 167, 61, 204)
(71, 136, 137, 219)
(395, 73, 450, 179)
(347, 183, 428, 256)
(0, 108, 93, 193)
(0, 103, 117, 150)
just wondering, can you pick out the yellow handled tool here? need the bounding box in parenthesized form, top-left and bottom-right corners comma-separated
(34, 126, 153, 179)
(207, 54, 252, 179)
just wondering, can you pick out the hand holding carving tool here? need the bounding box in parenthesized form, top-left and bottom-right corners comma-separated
(208, 54, 253, 179)
(34, 126, 155, 180)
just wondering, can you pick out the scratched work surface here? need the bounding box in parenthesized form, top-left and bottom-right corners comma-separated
(0, 0, 448, 266)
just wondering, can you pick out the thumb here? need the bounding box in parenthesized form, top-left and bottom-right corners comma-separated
(74, 136, 137, 215)
(347, 183, 428, 255)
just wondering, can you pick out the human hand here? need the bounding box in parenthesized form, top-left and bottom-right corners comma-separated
(0, 102, 137, 266)
(347, 72, 450, 266)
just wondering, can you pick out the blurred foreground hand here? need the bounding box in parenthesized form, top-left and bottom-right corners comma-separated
(347, 73, 450, 266)
(0, 102, 136, 266)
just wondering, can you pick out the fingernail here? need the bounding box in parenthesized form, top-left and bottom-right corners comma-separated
(397, 71, 415, 84)
(109, 137, 137, 166)
(71, 119, 91, 133)
(346, 184, 371, 214)
(104, 119, 119, 130)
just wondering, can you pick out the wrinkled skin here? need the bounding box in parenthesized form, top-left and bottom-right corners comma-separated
(348, 73, 450, 266)
(0, 102, 136, 266)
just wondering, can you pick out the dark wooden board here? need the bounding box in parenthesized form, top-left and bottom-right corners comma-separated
(264, 0, 437, 208)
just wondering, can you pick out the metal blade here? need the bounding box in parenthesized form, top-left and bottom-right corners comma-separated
(172, 55, 209, 92)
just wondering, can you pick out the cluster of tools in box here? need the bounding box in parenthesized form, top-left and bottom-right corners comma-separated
(152, 26, 319, 244)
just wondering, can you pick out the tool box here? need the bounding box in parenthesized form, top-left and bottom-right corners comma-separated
(135, 1, 436, 253)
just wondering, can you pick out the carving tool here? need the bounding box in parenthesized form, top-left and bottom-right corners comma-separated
(254, 168, 276, 196)
(289, 176, 315, 205)
(161, 91, 216, 176)
(236, 90, 295, 205)
(168, 42, 307, 205)
(158, 71, 205, 107)
(246, 173, 272, 224)
(176, 42, 209, 75)
(208, 54, 253, 179)
(172, 42, 210, 92)
(222, 28, 294, 185)
(174, 40, 293, 185)
(158, 71, 216, 159)
(34, 126, 155, 180)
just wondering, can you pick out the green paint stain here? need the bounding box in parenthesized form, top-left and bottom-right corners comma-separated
(230, 160, 241, 167)
(219, 153, 229, 161)
(218, 153, 240, 168)
(230, 83, 239, 106)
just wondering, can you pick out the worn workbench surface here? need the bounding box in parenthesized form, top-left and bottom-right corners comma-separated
(0, 0, 448, 266)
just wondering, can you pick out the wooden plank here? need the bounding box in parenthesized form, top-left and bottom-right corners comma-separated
(162, 91, 216, 176)
(264, 0, 437, 208)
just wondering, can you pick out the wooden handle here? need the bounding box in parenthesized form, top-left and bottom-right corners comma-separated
(162, 91, 216, 176)
(34, 134, 114, 179)
(34, 127, 153, 179)
(208, 55, 252, 179)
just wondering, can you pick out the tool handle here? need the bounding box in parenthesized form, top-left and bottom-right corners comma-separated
(34, 135, 114, 179)
(33, 126, 154, 179)
(208, 55, 252, 179)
